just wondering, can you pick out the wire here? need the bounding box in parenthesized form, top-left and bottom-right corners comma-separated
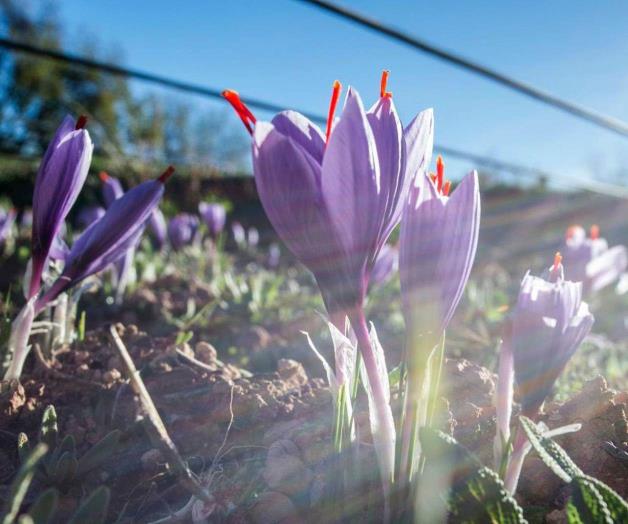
(1, 35, 627, 198)
(295, 0, 628, 139)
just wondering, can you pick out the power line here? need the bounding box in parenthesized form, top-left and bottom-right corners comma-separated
(0, 36, 627, 198)
(296, 0, 628, 139)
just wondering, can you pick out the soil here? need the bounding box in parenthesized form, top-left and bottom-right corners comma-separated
(0, 321, 626, 523)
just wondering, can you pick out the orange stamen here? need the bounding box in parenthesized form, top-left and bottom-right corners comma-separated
(552, 252, 563, 271)
(325, 80, 342, 144)
(429, 173, 437, 184)
(222, 90, 257, 135)
(442, 180, 451, 196)
(436, 155, 444, 192)
(75, 115, 87, 130)
(98, 171, 110, 183)
(590, 224, 599, 240)
(158, 165, 175, 183)
(380, 70, 392, 98)
(566, 225, 580, 240)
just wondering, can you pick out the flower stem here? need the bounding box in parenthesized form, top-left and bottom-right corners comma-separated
(3, 299, 36, 382)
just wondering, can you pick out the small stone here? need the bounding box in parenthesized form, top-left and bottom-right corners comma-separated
(195, 341, 218, 364)
(263, 439, 312, 498)
(141, 448, 164, 475)
(103, 369, 122, 384)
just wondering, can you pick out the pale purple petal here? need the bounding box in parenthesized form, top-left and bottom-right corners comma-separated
(271, 110, 326, 164)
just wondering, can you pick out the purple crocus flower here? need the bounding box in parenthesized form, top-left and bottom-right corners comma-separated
(99, 171, 124, 207)
(148, 208, 167, 250)
(247, 226, 259, 248)
(224, 72, 433, 504)
(562, 224, 627, 293)
(0, 208, 17, 247)
(77, 206, 106, 230)
(29, 115, 93, 299)
(267, 243, 281, 269)
(34, 167, 174, 314)
(500, 253, 594, 493)
(399, 160, 481, 340)
(198, 202, 227, 238)
(168, 213, 199, 251)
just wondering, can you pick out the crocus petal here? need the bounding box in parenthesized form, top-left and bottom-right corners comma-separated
(403, 108, 434, 183)
(30, 116, 93, 297)
(271, 111, 326, 164)
(366, 97, 405, 255)
(253, 121, 340, 275)
(321, 88, 381, 283)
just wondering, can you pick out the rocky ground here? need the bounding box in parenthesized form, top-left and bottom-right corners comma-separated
(0, 323, 625, 523)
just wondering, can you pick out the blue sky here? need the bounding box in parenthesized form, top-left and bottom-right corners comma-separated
(56, 0, 628, 185)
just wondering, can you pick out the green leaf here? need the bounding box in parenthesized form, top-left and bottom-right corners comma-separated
(451, 467, 527, 524)
(27, 488, 59, 524)
(67, 487, 110, 524)
(38, 406, 58, 450)
(419, 428, 527, 524)
(572, 475, 628, 523)
(519, 416, 582, 482)
(570, 476, 613, 524)
(76, 430, 121, 477)
(1, 443, 48, 524)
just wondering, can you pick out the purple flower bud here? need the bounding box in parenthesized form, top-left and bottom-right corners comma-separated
(198, 202, 227, 238)
(168, 213, 199, 251)
(99, 171, 124, 207)
(562, 225, 627, 293)
(35, 167, 173, 313)
(20, 209, 32, 229)
(0, 208, 16, 247)
(29, 115, 93, 298)
(400, 166, 481, 340)
(148, 208, 167, 250)
(77, 206, 106, 230)
(510, 253, 594, 418)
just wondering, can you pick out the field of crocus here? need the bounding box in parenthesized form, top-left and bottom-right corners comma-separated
(0, 75, 627, 524)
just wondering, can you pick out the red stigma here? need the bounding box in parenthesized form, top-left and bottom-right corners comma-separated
(380, 70, 392, 98)
(442, 180, 451, 196)
(436, 155, 445, 192)
(75, 115, 88, 130)
(158, 165, 175, 183)
(566, 225, 580, 240)
(98, 171, 110, 183)
(222, 90, 257, 135)
(590, 224, 599, 240)
(552, 252, 563, 272)
(325, 80, 342, 145)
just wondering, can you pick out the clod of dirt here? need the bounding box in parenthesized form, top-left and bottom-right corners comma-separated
(250, 491, 303, 524)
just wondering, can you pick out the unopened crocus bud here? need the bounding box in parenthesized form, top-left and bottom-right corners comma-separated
(99, 171, 124, 207)
(77, 206, 106, 230)
(29, 115, 93, 298)
(168, 213, 199, 251)
(198, 202, 227, 238)
(267, 243, 281, 269)
(248, 227, 259, 247)
(562, 224, 627, 293)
